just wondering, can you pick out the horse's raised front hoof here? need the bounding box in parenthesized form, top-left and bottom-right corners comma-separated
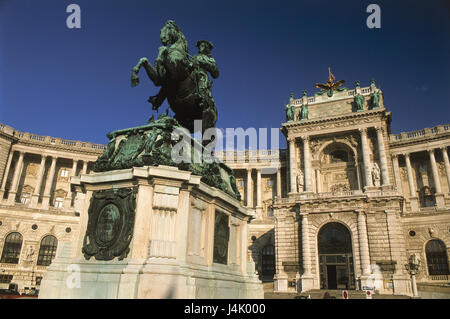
(131, 77, 139, 87)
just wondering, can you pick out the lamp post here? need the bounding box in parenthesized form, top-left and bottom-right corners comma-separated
(405, 253, 421, 298)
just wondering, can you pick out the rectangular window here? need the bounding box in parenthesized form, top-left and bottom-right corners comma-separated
(267, 179, 273, 187)
(54, 197, 64, 208)
(21, 192, 31, 205)
(0, 274, 13, 284)
(60, 168, 69, 177)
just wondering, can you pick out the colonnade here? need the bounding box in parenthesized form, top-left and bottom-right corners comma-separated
(0, 150, 92, 209)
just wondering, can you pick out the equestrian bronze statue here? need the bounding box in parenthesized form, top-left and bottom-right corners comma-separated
(131, 20, 219, 135)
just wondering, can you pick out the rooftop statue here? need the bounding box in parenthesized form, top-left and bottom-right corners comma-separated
(131, 20, 218, 135)
(285, 103, 295, 122)
(371, 89, 381, 109)
(315, 68, 345, 97)
(354, 93, 365, 111)
(299, 103, 309, 120)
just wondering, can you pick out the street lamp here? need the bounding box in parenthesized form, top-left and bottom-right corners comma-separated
(405, 253, 421, 298)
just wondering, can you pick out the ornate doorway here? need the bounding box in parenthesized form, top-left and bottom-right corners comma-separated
(318, 222, 355, 289)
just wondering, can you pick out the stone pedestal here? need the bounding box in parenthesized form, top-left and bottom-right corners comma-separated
(274, 274, 288, 292)
(39, 165, 263, 299)
(392, 273, 413, 296)
(299, 274, 315, 292)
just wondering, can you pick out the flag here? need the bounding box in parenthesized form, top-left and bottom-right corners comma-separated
(329, 67, 336, 82)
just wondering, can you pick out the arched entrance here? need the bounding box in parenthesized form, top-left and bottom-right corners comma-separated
(318, 222, 355, 289)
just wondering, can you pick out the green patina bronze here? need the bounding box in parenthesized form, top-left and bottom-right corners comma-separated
(92, 20, 241, 201)
(299, 103, 309, 120)
(82, 188, 137, 261)
(370, 89, 381, 109)
(354, 93, 365, 112)
(93, 114, 241, 200)
(285, 104, 295, 122)
(131, 20, 218, 135)
(285, 94, 296, 122)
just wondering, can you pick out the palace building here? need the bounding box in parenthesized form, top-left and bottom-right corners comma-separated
(0, 80, 449, 297)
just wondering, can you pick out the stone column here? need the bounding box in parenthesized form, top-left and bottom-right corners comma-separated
(30, 155, 47, 208)
(315, 169, 321, 193)
(0, 151, 15, 199)
(82, 160, 88, 175)
(356, 163, 363, 190)
(64, 159, 78, 209)
(256, 168, 262, 208)
(276, 167, 282, 197)
(301, 214, 312, 275)
(391, 154, 403, 194)
(285, 165, 290, 197)
(359, 128, 373, 188)
(357, 211, 370, 276)
(289, 138, 297, 193)
(375, 127, 390, 186)
(441, 147, 450, 192)
(42, 156, 57, 209)
(302, 136, 312, 192)
(404, 153, 419, 211)
(428, 149, 442, 193)
(7, 151, 25, 205)
(246, 168, 252, 207)
(429, 149, 444, 208)
(300, 214, 314, 291)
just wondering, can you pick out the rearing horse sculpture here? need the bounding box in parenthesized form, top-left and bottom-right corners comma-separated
(131, 20, 218, 135)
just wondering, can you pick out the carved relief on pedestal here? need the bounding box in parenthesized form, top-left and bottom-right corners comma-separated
(82, 187, 137, 261)
(213, 211, 230, 265)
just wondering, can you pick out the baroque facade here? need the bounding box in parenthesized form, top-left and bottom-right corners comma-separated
(0, 80, 449, 296)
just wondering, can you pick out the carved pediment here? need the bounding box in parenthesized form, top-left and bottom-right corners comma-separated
(54, 188, 67, 198)
(21, 185, 34, 194)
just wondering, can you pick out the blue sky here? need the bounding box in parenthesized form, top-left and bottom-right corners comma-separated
(0, 0, 449, 148)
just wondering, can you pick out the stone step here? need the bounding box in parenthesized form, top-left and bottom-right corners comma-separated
(265, 289, 411, 299)
(262, 281, 274, 291)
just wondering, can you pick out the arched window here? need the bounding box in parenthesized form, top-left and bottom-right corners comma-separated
(426, 240, 449, 276)
(329, 150, 349, 163)
(318, 222, 353, 254)
(37, 235, 58, 266)
(261, 244, 275, 277)
(0, 232, 23, 264)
